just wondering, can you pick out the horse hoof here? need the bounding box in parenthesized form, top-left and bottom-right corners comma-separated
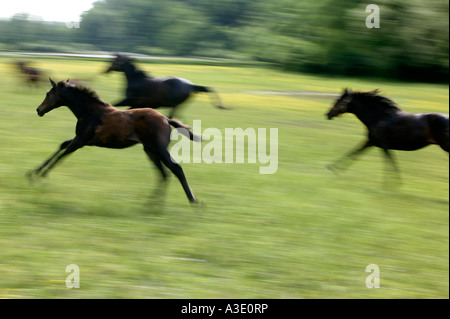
(25, 170, 40, 183)
(26, 169, 48, 182)
(190, 198, 206, 209)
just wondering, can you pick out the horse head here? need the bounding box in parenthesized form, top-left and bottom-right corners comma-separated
(104, 54, 134, 73)
(36, 78, 70, 116)
(326, 88, 353, 119)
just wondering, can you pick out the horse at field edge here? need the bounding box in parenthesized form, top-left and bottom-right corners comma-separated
(105, 54, 227, 118)
(326, 88, 449, 179)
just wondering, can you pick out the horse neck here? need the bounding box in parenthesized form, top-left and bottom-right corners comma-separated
(63, 91, 106, 120)
(347, 98, 382, 128)
(122, 62, 148, 80)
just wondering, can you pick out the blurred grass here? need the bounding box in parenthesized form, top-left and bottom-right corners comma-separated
(0, 56, 448, 298)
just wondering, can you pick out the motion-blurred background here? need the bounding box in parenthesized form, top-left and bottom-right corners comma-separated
(0, 0, 448, 299)
(0, 0, 448, 82)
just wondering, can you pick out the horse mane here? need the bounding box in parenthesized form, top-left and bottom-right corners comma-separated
(66, 81, 108, 105)
(353, 89, 400, 112)
(125, 59, 149, 78)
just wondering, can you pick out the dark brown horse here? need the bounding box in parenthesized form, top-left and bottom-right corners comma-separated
(326, 88, 449, 177)
(16, 61, 42, 85)
(29, 78, 200, 203)
(104, 54, 227, 118)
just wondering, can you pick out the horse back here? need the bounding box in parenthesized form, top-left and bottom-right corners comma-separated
(369, 111, 447, 151)
(90, 106, 168, 148)
(127, 76, 192, 107)
(130, 108, 172, 144)
(125, 77, 171, 107)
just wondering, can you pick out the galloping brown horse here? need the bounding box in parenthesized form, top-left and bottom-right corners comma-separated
(29, 78, 200, 203)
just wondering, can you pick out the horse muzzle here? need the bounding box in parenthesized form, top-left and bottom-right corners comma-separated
(36, 107, 46, 117)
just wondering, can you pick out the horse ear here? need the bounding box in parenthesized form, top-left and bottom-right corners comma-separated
(49, 77, 56, 88)
(369, 88, 380, 95)
(343, 88, 351, 94)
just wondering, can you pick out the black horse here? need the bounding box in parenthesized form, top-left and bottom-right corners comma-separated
(29, 78, 200, 203)
(105, 54, 227, 118)
(326, 88, 449, 177)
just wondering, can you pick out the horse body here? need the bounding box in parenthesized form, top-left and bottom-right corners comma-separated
(326, 88, 449, 175)
(16, 61, 42, 85)
(357, 110, 448, 151)
(105, 54, 226, 118)
(31, 78, 199, 203)
(124, 76, 192, 108)
(86, 107, 165, 149)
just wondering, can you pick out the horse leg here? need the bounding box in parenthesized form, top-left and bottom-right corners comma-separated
(208, 88, 227, 109)
(435, 129, 449, 152)
(428, 114, 449, 152)
(327, 140, 372, 173)
(191, 85, 227, 109)
(28, 139, 73, 179)
(155, 144, 197, 203)
(439, 140, 449, 152)
(143, 145, 169, 200)
(37, 139, 83, 177)
(382, 149, 400, 173)
(167, 107, 177, 119)
(144, 146, 168, 182)
(382, 149, 401, 187)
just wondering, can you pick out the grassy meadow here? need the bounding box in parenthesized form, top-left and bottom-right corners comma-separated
(0, 56, 448, 298)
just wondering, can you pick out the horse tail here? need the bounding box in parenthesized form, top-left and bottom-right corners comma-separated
(168, 119, 202, 142)
(190, 85, 227, 110)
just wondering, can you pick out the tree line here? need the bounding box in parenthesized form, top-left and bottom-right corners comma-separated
(0, 0, 448, 82)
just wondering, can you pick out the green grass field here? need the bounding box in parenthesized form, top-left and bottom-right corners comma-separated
(0, 56, 448, 298)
